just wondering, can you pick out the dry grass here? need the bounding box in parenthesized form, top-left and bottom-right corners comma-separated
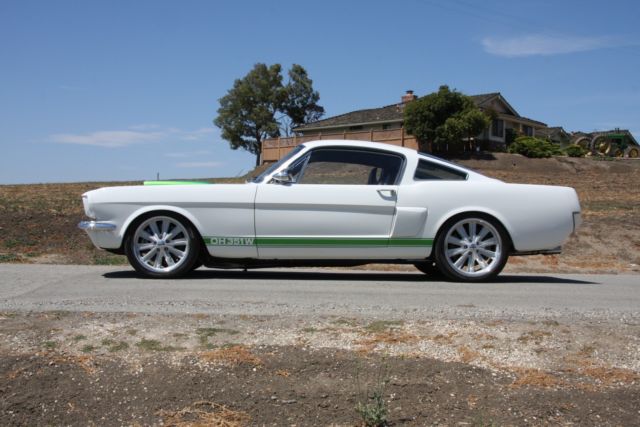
(275, 369, 290, 377)
(563, 351, 639, 388)
(46, 354, 97, 375)
(457, 345, 481, 363)
(356, 320, 419, 353)
(517, 330, 552, 344)
(429, 332, 458, 344)
(357, 330, 419, 348)
(159, 401, 250, 427)
(510, 368, 565, 389)
(580, 365, 639, 386)
(200, 345, 263, 367)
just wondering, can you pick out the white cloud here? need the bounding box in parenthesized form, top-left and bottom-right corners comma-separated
(51, 130, 165, 147)
(164, 150, 212, 158)
(179, 127, 215, 141)
(176, 161, 222, 168)
(128, 123, 163, 131)
(50, 126, 216, 148)
(481, 34, 620, 57)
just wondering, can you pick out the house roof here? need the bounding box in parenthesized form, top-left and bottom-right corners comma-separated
(536, 126, 569, 140)
(294, 92, 544, 132)
(293, 103, 405, 132)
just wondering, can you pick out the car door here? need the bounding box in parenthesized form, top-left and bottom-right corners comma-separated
(254, 147, 404, 259)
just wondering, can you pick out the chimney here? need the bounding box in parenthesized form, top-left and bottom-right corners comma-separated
(401, 90, 416, 103)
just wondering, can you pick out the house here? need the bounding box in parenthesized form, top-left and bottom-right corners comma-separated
(293, 90, 548, 149)
(536, 126, 572, 144)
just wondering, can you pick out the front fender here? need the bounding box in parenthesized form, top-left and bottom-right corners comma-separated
(119, 205, 207, 242)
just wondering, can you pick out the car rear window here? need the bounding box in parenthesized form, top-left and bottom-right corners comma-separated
(414, 159, 468, 181)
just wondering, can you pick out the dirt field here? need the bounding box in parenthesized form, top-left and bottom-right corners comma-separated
(1, 311, 638, 426)
(1, 153, 638, 274)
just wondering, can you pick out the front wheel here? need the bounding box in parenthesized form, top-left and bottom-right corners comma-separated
(414, 260, 444, 278)
(125, 214, 201, 278)
(434, 215, 509, 282)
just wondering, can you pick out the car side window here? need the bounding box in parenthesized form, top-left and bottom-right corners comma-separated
(296, 148, 404, 185)
(414, 159, 468, 181)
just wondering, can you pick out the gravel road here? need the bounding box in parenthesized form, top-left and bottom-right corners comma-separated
(1, 264, 638, 320)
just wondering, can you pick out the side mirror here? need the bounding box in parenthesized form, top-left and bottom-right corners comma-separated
(271, 170, 295, 184)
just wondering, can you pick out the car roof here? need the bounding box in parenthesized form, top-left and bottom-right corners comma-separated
(301, 139, 419, 157)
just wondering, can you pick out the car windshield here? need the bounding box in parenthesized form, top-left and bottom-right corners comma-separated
(251, 144, 306, 183)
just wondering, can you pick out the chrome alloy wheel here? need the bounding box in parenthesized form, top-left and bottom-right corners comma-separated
(443, 218, 502, 278)
(132, 216, 191, 273)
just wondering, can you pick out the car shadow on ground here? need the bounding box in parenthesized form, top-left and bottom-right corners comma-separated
(102, 269, 599, 285)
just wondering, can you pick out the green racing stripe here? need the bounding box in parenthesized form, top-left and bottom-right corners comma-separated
(203, 236, 433, 247)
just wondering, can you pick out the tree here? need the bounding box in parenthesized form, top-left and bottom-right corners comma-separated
(403, 85, 491, 152)
(214, 63, 324, 165)
(213, 64, 285, 166)
(282, 64, 324, 134)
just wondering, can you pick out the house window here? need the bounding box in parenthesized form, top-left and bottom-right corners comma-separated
(348, 125, 364, 131)
(523, 125, 533, 137)
(491, 119, 504, 138)
(382, 123, 391, 130)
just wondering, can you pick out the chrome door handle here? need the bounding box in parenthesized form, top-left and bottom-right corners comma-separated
(377, 189, 397, 199)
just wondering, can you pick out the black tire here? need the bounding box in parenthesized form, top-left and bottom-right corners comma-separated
(413, 259, 444, 278)
(190, 261, 204, 272)
(434, 214, 510, 282)
(124, 212, 201, 278)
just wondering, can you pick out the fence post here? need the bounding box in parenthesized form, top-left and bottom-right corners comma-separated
(343, 130, 347, 140)
(401, 127, 405, 147)
(370, 129, 374, 141)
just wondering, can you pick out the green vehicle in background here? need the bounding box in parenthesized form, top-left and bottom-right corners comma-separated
(573, 129, 639, 158)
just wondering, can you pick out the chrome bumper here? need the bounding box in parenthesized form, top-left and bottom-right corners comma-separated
(572, 211, 582, 233)
(78, 221, 117, 232)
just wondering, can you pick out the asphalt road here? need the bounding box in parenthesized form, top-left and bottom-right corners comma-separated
(0, 264, 638, 320)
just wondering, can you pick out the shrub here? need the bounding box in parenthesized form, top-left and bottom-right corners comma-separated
(508, 136, 563, 158)
(564, 144, 589, 157)
(356, 390, 388, 427)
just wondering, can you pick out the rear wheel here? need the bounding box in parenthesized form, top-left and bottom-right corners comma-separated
(125, 213, 200, 278)
(434, 215, 509, 282)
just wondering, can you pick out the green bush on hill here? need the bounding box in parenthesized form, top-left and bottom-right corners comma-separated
(508, 136, 564, 158)
(564, 144, 589, 157)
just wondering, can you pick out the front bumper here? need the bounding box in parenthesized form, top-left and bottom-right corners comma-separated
(78, 221, 117, 232)
(78, 221, 122, 249)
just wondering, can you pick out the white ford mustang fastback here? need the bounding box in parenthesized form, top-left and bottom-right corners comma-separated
(79, 140, 581, 282)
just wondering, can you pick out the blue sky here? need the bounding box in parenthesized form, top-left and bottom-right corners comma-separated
(1, 0, 639, 184)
